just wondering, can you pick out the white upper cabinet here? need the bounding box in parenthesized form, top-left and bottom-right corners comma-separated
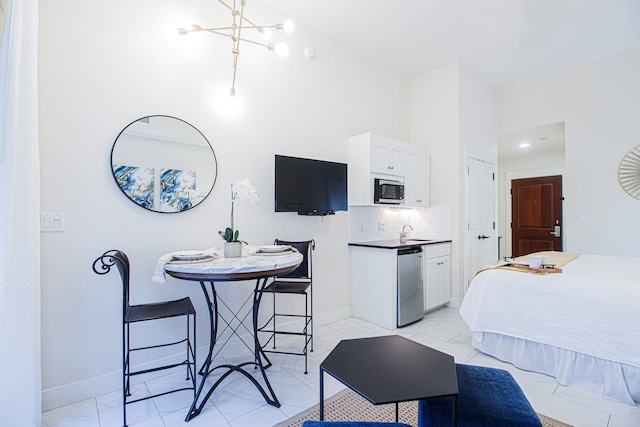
(405, 148, 431, 207)
(348, 132, 430, 207)
(371, 136, 405, 175)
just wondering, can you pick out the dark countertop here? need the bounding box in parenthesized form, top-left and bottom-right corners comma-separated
(348, 238, 452, 249)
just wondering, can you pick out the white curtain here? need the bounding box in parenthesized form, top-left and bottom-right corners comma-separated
(0, 0, 41, 425)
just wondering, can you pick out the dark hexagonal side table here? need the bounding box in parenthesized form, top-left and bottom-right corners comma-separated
(319, 335, 458, 426)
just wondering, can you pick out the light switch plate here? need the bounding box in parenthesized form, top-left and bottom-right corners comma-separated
(41, 213, 65, 232)
(579, 212, 592, 223)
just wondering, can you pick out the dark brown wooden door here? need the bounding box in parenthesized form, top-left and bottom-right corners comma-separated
(511, 175, 563, 257)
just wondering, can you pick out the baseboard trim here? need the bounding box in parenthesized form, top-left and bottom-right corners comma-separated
(446, 298, 461, 309)
(42, 305, 352, 412)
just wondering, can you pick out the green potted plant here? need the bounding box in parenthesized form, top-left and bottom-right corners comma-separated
(219, 178, 260, 257)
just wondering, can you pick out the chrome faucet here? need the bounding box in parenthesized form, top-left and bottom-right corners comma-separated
(399, 224, 413, 245)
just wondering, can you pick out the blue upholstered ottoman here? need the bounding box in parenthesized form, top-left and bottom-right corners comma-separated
(418, 364, 541, 427)
(302, 422, 412, 427)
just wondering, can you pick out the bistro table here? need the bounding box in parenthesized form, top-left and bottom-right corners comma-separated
(163, 246, 303, 422)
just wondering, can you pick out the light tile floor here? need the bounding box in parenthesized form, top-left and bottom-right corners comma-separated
(42, 307, 640, 427)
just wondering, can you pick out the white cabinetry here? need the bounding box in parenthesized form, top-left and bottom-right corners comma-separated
(350, 241, 451, 330)
(349, 246, 398, 330)
(371, 137, 405, 175)
(423, 243, 451, 311)
(348, 132, 429, 207)
(405, 149, 431, 207)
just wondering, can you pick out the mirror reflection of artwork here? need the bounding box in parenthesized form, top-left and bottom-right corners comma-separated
(113, 165, 155, 210)
(160, 169, 197, 212)
(0, 1, 7, 43)
(110, 115, 217, 213)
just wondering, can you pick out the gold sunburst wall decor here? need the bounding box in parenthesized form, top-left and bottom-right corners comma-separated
(618, 144, 640, 200)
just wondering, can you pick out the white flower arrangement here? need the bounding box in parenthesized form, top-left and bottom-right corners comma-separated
(219, 178, 260, 242)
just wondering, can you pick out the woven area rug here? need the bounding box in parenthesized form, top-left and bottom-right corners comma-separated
(274, 388, 573, 427)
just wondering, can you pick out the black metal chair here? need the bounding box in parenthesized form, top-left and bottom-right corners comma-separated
(258, 239, 315, 373)
(92, 249, 196, 427)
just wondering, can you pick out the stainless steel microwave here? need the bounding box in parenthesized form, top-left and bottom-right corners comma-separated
(374, 178, 404, 204)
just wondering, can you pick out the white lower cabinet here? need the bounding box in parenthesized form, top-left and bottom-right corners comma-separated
(350, 241, 451, 330)
(423, 243, 451, 311)
(349, 246, 398, 330)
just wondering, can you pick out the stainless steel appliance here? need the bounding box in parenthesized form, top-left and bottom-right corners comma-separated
(397, 246, 424, 327)
(374, 178, 404, 205)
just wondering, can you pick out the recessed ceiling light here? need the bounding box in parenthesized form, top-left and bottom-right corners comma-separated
(519, 143, 530, 148)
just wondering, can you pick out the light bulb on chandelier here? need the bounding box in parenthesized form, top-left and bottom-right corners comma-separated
(170, 0, 294, 97)
(270, 42, 290, 58)
(281, 19, 295, 34)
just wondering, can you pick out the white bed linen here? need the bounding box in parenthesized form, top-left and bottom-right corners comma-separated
(460, 254, 640, 404)
(471, 332, 640, 404)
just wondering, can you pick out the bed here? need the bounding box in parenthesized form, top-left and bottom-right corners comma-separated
(459, 251, 640, 405)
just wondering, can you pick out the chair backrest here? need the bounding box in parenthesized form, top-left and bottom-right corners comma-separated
(274, 239, 315, 280)
(92, 249, 131, 317)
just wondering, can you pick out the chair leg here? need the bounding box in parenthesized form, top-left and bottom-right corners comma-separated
(121, 313, 197, 427)
(192, 313, 197, 399)
(310, 286, 314, 353)
(304, 292, 308, 374)
(272, 293, 277, 349)
(186, 315, 191, 381)
(123, 323, 128, 427)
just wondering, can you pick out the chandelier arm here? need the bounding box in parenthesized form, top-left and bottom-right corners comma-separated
(228, 0, 246, 97)
(203, 29, 235, 39)
(178, 0, 290, 96)
(217, 0, 234, 13)
(246, 24, 281, 30)
(239, 38, 270, 48)
(231, 59, 238, 96)
(240, 16, 280, 30)
(236, 0, 245, 43)
(192, 26, 235, 32)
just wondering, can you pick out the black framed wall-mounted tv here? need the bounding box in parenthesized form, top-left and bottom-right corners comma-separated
(274, 155, 348, 216)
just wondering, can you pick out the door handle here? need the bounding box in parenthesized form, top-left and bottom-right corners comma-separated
(477, 235, 490, 240)
(550, 225, 561, 237)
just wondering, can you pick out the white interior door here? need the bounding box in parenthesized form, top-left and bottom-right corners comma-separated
(466, 157, 496, 292)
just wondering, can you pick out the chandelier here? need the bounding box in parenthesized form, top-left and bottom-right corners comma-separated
(175, 0, 294, 97)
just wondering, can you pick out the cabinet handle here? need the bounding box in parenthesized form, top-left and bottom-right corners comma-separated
(387, 166, 394, 170)
(416, 199, 422, 203)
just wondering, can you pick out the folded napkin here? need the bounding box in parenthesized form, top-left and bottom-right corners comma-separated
(151, 247, 221, 283)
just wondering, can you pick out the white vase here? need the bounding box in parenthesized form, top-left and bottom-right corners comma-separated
(224, 241, 243, 258)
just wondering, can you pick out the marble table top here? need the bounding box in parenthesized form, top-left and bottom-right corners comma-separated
(163, 246, 303, 281)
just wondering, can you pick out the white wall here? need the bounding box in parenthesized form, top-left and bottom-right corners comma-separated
(38, 0, 410, 409)
(459, 64, 497, 294)
(410, 63, 461, 301)
(496, 48, 640, 257)
(411, 63, 460, 207)
(410, 62, 496, 305)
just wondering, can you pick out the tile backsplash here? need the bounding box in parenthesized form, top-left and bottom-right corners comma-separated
(349, 205, 451, 242)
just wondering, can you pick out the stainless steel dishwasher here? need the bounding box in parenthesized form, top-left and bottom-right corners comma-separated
(397, 246, 424, 327)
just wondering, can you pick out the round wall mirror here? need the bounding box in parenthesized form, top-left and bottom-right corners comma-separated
(111, 115, 217, 213)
